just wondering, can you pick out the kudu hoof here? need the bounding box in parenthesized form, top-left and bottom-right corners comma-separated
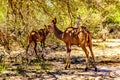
(95, 67, 97, 72)
(41, 55, 46, 61)
(65, 66, 67, 69)
(68, 64, 70, 68)
(65, 64, 70, 69)
(85, 67, 88, 71)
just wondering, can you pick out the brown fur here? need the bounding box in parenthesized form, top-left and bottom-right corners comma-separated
(0, 30, 10, 50)
(48, 18, 97, 71)
(0, 30, 4, 43)
(26, 25, 49, 60)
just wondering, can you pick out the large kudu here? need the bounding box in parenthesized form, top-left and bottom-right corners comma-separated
(48, 18, 97, 71)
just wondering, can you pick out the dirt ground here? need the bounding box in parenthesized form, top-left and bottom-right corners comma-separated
(0, 39, 120, 80)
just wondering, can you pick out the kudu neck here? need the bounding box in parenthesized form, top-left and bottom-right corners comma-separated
(53, 24, 63, 40)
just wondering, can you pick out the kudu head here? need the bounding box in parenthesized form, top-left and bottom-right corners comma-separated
(47, 18, 57, 33)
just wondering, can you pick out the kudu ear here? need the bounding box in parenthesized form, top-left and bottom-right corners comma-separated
(52, 18, 57, 24)
(44, 24, 47, 28)
(54, 18, 57, 23)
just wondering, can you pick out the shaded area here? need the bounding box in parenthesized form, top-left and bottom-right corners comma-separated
(0, 44, 120, 80)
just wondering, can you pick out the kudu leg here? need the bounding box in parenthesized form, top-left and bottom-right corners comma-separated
(81, 46, 89, 71)
(34, 42, 40, 61)
(65, 44, 71, 69)
(41, 42, 45, 60)
(26, 43, 31, 64)
(88, 45, 97, 71)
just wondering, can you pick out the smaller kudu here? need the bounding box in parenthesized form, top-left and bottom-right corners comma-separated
(48, 18, 97, 71)
(26, 25, 49, 61)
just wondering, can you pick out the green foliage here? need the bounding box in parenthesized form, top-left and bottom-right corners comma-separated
(29, 59, 52, 70)
(114, 11, 120, 24)
(0, 0, 120, 47)
(39, 61, 51, 70)
(0, 1, 6, 22)
(0, 62, 6, 72)
(16, 66, 24, 74)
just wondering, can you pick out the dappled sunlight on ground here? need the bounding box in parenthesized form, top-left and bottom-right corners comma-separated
(0, 39, 120, 80)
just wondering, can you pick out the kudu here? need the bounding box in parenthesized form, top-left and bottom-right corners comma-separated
(48, 18, 97, 71)
(26, 25, 49, 61)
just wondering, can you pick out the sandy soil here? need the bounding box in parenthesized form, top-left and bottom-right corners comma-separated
(0, 39, 120, 80)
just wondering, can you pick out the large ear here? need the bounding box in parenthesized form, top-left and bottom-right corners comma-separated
(52, 18, 57, 24)
(44, 24, 47, 27)
(54, 18, 57, 23)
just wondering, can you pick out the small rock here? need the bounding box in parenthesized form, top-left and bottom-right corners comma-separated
(95, 76, 104, 80)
